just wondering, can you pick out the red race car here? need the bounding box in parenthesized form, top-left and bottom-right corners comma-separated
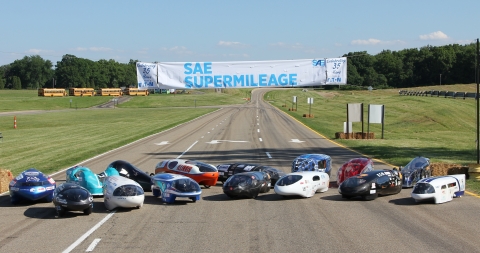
(154, 159, 219, 188)
(336, 158, 374, 185)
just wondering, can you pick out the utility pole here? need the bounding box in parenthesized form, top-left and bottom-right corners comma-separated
(440, 74, 442, 85)
(476, 38, 479, 163)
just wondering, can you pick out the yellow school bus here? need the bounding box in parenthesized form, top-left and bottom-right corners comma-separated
(38, 88, 67, 97)
(124, 87, 149, 96)
(69, 88, 95, 96)
(96, 88, 123, 96)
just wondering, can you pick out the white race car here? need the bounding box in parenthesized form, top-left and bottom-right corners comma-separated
(103, 175, 145, 211)
(411, 174, 465, 204)
(274, 171, 329, 198)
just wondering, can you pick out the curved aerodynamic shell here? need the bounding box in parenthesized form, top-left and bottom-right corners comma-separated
(53, 183, 93, 216)
(222, 171, 270, 199)
(151, 173, 202, 204)
(337, 158, 374, 185)
(9, 168, 56, 204)
(106, 160, 152, 192)
(274, 171, 329, 198)
(291, 154, 332, 176)
(338, 169, 402, 200)
(411, 174, 465, 204)
(155, 159, 218, 187)
(66, 166, 103, 196)
(103, 175, 145, 211)
(401, 157, 431, 188)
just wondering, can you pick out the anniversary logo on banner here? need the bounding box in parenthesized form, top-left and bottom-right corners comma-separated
(326, 57, 347, 85)
(136, 62, 158, 89)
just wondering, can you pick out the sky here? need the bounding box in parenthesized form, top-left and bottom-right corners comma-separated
(0, 0, 478, 67)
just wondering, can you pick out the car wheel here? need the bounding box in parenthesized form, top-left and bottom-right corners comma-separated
(152, 188, 160, 198)
(362, 193, 377, 201)
(225, 193, 234, 198)
(252, 192, 259, 199)
(203, 185, 211, 189)
(190, 197, 197, 203)
(83, 206, 92, 215)
(10, 197, 20, 205)
(57, 206, 66, 217)
(44, 193, 54, 202)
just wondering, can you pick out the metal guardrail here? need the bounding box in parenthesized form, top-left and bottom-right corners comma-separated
(399, 90, 478, 99)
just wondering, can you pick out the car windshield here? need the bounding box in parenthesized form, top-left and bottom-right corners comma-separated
(402, 157, 429, 173)
(342, 177, 367, 187)
(412, 183, 435, 194)
(21, 181, 46, 187)
(276, 175, 302, 186)
(63, 188, 89, 201)
(113, 185, 144, 196)
(191, 161, 217, 172)
(172, 179, 201, 192)
(224, 175, 253, 187)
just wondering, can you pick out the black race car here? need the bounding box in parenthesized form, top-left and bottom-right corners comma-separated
(216, 163, 285, 186)
(105, 160, 152, 192)
(338, 169, 402, 200)
(53, 183, 93, 217)
(222, 171, 270, 199)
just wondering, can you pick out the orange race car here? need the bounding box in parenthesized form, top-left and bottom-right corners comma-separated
(154, 159, 219, 188)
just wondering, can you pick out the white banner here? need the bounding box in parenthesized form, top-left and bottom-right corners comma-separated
(347, 103, 363, 122)
(326, 57, 347, 84)
(136, 58, 349, 89)
(136, 62, 158, 90)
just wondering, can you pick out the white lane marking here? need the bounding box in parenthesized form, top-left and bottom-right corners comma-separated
(259, 138, 263, 142)
(207, 132, 210, 134)
(154, 141, 169, 145)
(177, 141, 198, 159)
(257, 123, 259, 126)
(201, 136, 204, 138)
(257, 129, 260, 133)
(290, 139, 305, 143)
(211, 128, 215, 130)
(206, 140, 248, 144)
(85, 238, 101, 252)
(62, 211, 116, 253)
(266, 152, 272, 158)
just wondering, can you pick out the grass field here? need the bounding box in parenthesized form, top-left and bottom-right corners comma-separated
(1, 86, 479, 194)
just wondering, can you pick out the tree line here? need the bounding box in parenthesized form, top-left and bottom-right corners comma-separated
(0, 43, 477, 90)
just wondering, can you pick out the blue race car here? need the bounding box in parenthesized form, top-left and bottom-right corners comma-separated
(291, 154, 332, 176)
(151, 173, 202, 204)
(9, 168, 56, 205)
(66, 166, 119, 196)
(400, 156, 431, 188)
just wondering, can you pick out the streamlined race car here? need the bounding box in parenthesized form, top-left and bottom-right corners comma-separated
(274, 171, 329, 198)
(106, 160, 152, 192)
(291, 154, 332, 176)
(411, 174, 465, 204)
(338, 169, 402, 200)
(103, 175, 145, 211)
(151, 173, 202, 203)
(400, 156, 431, 187)
(9, 168, 56, 204)
(216, 163, 285, 186)
(155, 159, 218, 188)
(53, 183, 93, 217)
(337, 158, 374, 185)
(222, 171, 270, 199)
(66, 166, 105, 196)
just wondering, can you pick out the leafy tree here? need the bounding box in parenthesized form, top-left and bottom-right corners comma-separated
(10, 76, 21, 90)
(7, 55, 53, 89)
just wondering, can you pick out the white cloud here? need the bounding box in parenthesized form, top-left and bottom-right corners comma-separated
(419, 31, 448, 40)
(25, 49, 53, 54)
(160, 46, 193, 55)
(218, 41, 247, 47)
(73, 47, 112, 52)
(351, 39, 406, 46)
(270, 42, 305, 50)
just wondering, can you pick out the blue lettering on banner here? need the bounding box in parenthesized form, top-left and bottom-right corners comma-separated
(312, 59, 325, 67)
(182, 62, 298, 88)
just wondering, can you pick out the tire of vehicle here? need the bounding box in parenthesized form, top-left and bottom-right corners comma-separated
(203, 185, 211, 189)
(152, 188, 160, 197)
(252, 192, 259, 199)
(57, 206, 66, 217)
(44, 193, 54, 202)
(84, 206, 92, 215)
(341, 194, 352, 199)
(225, 193, 234, 198)
(10, 197, 20, 205)
(190, 198, 197, 203)
(362, 193, 377, 201)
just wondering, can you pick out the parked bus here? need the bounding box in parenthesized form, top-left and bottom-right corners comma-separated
(96, 88, 123, 96)
(124, 87, 149, 96)
(69, 88, 95, 96)
(38, 88, 67, 97)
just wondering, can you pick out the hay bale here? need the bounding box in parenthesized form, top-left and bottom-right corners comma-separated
(430, 163, 469, 179)
(0, 169, 14, 193)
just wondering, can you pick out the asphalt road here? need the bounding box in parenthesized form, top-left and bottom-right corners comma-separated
(1, 89, 480, 253)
